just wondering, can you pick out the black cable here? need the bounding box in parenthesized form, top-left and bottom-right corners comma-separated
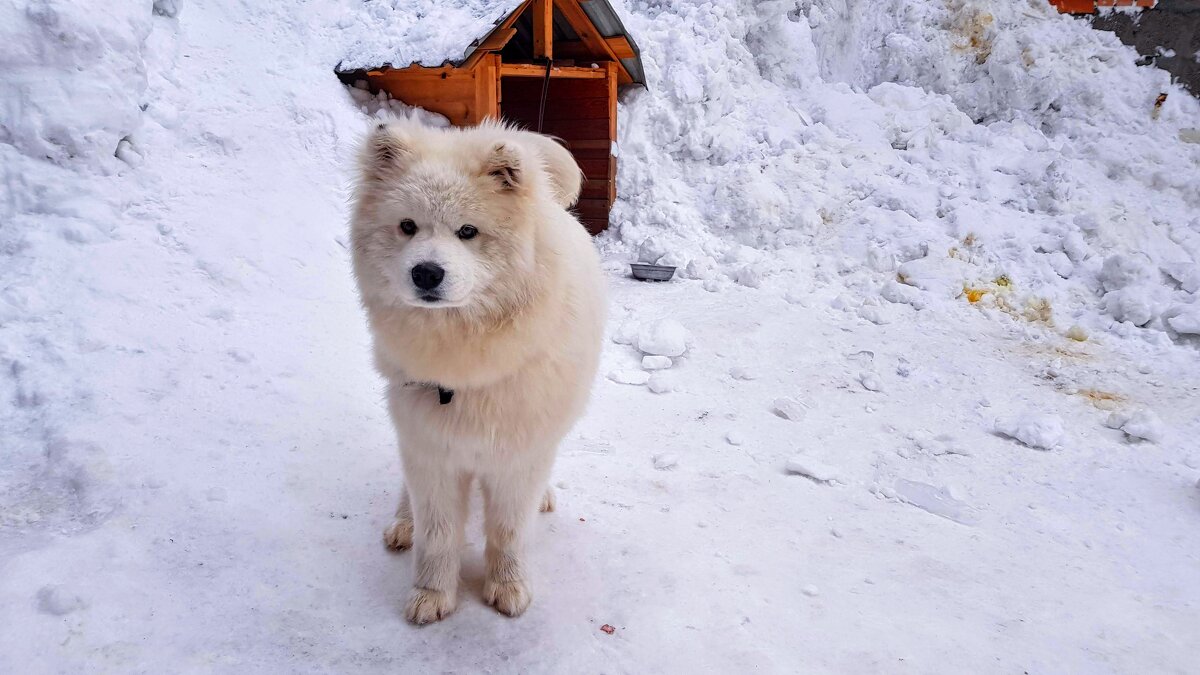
(537, 59, 552, 133)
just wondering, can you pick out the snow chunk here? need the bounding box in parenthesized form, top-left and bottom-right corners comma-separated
(858, 372, 882, 392)
(36, 586, 86, 616)
(607, 369, 650, 386)
(1099, 254, 1152, 292)
(1105, 409, 1164, 443)
(1166, 306, 1200, 335)
(612, 321, 640, 346)
(647, 372, 678, 394)
(637, 320, 689, 357)
(729, 365, 758, 380)
(725, 431, 744, 446)
(653, 453, 679, 470)
(785, 457, 841, 484)
(995, 412, 1065, 450)
(773, 397, 811, 422)
(641, 355, 672, 370)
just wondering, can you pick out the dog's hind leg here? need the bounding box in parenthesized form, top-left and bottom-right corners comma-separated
(404, 471, 471, 624)
(480, 466, 550, 617)
(383, 486, 414, 551)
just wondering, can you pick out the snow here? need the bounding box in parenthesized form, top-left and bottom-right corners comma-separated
(889, 478, 981, 526)
(607, 368, 650, 386)
(636, 318, 689, 357)
(338, 0, 520, 69)
(772, 396, 812, 422)
(994, 411, 1067, 450)
(3, 0, 1200, 672)
(1105, 408, 1166, 443)
(641, 354, 672, 370)
(785, 457, 842, 484)
(645, 371, 677, 394)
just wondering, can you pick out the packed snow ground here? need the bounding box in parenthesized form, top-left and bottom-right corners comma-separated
(2, 0, 1199, 672)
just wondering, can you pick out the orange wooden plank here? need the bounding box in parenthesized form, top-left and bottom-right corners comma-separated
(461, 0, 532, 69)
(533, 0, 552, 60)
(500, 63, 606, 78)
(555, 0, 634, 85)
(606, 61, 618, 141)
(605, 36, 636, 60)
(473, 54, 501, 123)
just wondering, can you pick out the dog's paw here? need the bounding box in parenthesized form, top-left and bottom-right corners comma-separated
(383, 517, 413, 551)
(484, 578, 532, 617)
(405, 587, 456, 624)
(538, 487, 556, 513)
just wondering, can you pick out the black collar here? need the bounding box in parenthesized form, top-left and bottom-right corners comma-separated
(406, 381, 454, 405)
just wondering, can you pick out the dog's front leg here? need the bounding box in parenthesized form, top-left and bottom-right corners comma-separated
(383, 485, 413, 550)
(480, 464, 551, 617)
(403, 467, 470, 624)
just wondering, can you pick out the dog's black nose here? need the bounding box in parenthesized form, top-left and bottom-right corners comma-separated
(411, 262, 445, 290)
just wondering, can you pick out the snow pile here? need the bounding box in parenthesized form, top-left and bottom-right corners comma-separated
(338, 0, 517, 70)
(608, 0, 1200, 342)
(0, 2, 151, 168)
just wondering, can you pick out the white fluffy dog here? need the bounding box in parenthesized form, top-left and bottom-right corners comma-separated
(350, 120, 606, 623)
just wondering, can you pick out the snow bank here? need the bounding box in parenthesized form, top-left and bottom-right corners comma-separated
(608, 0, 1200, 342)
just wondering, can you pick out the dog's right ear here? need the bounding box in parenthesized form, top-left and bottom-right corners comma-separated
(361, 123, 411, 180)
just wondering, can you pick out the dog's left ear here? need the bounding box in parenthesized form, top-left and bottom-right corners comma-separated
(361, 122, 412, 181)
(483, 141, 524, 191)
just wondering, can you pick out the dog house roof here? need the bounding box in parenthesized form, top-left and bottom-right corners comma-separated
(338, 0, 645, 85)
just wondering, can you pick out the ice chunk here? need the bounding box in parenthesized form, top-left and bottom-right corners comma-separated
(892, 479, 979, 525)
(995, 412, 1065, 450)
(637, 320, 689, 357)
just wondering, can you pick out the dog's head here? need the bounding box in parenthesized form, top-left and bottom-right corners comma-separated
(351, 121, 576, 314)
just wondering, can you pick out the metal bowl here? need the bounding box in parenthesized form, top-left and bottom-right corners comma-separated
(630, 263, 676, 282)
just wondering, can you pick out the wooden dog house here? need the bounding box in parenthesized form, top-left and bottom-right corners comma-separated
(337, 0, 646, 235)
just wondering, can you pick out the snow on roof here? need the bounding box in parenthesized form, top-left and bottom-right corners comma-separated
(338, 0, 522, 71)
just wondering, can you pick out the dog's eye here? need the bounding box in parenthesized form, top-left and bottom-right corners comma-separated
(457, 225, 478, 240)
(399, 219, 417, 236)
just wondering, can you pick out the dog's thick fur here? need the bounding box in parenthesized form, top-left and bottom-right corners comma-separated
(350, 120, 606, 623)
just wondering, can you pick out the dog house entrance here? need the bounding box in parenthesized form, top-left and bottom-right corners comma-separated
(500, 72, 616, 235)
